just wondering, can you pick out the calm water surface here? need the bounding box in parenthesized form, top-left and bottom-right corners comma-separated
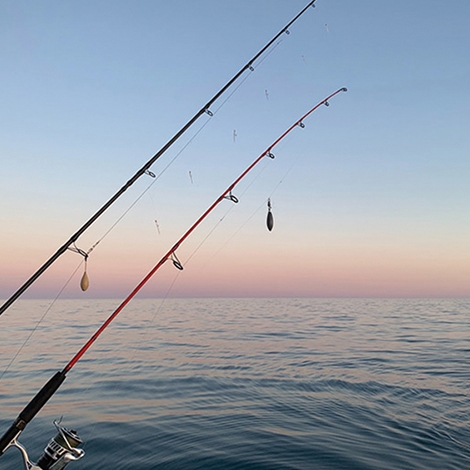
(0, 298, 469, 469)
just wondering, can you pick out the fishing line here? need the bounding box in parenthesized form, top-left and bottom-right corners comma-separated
(62, 290, 180, 456)
(79, 276, 183, 451)
(264, 140, 307, 198)
(202, 196, 270, 266)
(127, 273, 182, 359)
(0, 261, 84, 382)
(79, 115, 213, 251)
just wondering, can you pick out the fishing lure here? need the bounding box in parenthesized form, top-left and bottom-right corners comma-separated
(79, 260, 89, 292)
(267, 198, 274, 231)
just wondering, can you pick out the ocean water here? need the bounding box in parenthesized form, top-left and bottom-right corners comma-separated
(0, 298, 469, 469)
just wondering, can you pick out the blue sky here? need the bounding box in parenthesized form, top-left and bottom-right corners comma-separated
(1, 0, 470, 299)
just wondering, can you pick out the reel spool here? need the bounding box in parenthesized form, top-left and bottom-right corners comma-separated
(36, 422, 84, 470)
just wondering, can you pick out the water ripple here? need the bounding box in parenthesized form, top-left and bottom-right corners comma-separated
(0, 298, 469, 469)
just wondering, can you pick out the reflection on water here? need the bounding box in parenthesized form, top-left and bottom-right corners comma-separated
(0, 298, 469, 469)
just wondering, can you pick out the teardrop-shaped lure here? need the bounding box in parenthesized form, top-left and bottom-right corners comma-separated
(80, 258, 89, 291)
(266, 198, 274, 232)
(80, 271, 89, 291)
(267, 211, 274, 231)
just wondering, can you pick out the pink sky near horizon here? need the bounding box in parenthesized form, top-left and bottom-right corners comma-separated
(2, 232, 470, 299)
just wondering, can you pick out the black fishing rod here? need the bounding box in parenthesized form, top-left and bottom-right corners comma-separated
(0, 87, 346, 468)
(0, 1, 317, 318)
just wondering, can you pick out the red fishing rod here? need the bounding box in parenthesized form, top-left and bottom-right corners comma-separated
(0, 0, 318, 319)
(0, 87, 346, 468)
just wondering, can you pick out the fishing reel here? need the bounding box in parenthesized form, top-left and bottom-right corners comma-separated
(8, 420, 84, 470)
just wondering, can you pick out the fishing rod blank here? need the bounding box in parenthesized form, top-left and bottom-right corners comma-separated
(0, 87, 347, 462)
(0, 1, 317, 318)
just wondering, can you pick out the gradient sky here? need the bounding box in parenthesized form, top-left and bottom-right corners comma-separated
(1, 0, 469, 299)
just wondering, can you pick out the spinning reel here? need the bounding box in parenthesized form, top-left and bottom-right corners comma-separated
(6, 420, 84, 470)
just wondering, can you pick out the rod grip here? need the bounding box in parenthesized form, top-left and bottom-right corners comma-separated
(0, 371, 66, 455)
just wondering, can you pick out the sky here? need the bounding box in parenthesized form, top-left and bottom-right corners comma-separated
(1, 0, 470, 300)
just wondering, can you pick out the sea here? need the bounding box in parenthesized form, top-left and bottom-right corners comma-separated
(0, 298, 469, 469)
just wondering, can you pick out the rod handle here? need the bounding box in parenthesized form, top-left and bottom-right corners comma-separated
(0, 371, 66, 455)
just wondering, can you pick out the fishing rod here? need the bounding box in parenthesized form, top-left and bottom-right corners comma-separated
(0, 1, 318, 318)
(0, 87, 346, 469)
